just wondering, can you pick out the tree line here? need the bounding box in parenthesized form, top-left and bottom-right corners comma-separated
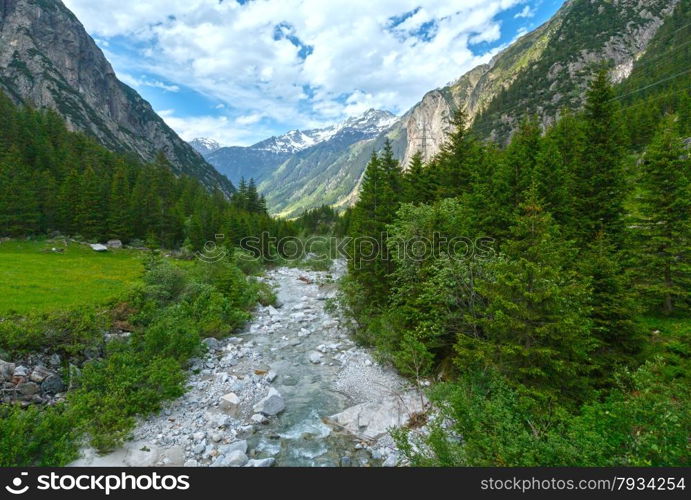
(345, 70, 690, 465)
(0, 91, 295, 251)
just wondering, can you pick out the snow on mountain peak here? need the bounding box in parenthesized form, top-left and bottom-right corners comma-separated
(189, 137, 222, 156)
(253, 109, 397, 154)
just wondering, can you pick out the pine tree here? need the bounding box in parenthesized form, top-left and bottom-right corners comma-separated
(574, 69, 626, 244)
(107, 163, 132, 241)
(76, 166, 105, 240)
(503, 116, 542, 208)
(635, 116, 691, 314)
(433, 109, 481, 198)
(581, 232, 644, 381)
(457, 187, 594, 402)
(403, 151, 436, 204)
(0, 151, 39, 236)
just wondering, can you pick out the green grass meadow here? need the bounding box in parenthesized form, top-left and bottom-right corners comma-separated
(0, 240, 143, 314)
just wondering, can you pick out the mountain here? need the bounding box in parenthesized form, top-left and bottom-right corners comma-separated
(399, 0, 682, 166)
(189, 137, 221, 157)
(0, 0, 234, 195)
(251, 0, 682, 217)
(205, 109, 396, 187)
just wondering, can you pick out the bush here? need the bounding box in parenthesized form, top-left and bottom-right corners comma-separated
(0, 306, 107, 358)
(0, 404, 79, 466)
(395, 361, 690, 466)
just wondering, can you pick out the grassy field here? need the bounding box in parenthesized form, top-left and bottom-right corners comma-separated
(0, 240, 144, 314)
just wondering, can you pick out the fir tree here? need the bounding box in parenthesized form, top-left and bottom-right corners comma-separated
(76, 166, 105, 240)
(458, 187, 594, 402)
(107, 164, 132, 241)
(635, 116, 691, 314)
(574, 69, 626, 243)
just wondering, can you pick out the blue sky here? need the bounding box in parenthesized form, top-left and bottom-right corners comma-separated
(63, 0, 565, 146)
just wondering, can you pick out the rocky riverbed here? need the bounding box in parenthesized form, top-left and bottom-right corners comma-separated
(71, 261, 425, 467)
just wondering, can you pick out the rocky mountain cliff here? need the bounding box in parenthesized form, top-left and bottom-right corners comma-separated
(0, 0, 234, 195)
(249, 0, 681, 217)
(398, 0, 681, 167)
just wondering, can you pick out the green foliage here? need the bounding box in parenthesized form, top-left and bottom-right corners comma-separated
(0, 404, 79, 466)
(633, 116, 690, 315)
(396, 362, 689, 466)
(0, 90, 294, 249)
(0, 305, 107, 358)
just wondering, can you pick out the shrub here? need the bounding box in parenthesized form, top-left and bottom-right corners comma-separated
(0, 404, 79, 466)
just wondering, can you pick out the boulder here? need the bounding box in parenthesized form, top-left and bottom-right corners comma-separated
(252, 388, 285, 416)
(17, 381, 40, 396)
(107, 239, 123, 249)
(326, 391, 427, 440)
(250, 413, 268, 424)
(223, 450, 249, 467)
(220, 392, 240, 415)
(41, 375, 65, 394)
(219, 440, 248, 456)
(89, 243, 108, 252)
(30, 365, 53, 383)
(0, 360, 15, 381)
(308, 352, 322, 364)
(202, 338, 220, 351)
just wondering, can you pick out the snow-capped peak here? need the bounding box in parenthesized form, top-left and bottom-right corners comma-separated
(189, 137, 222, 156)
(252, 109, 397, 154)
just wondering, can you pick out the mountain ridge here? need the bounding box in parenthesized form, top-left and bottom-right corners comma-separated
(0, 0, 234, 195)
(203, 108, 397, 186)
(254, 0, 682, 217)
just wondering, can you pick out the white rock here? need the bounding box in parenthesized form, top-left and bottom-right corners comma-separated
(250, 413, 268, 424)
(308, 352, 322, 364)
(220, 393, 240, 415)
(266, 371, 277, 383)
(90, 243, 108, 252)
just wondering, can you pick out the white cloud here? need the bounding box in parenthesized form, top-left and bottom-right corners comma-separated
(64, 0, 527, 142)
(158, 110, 262, 146)
(118, 72, 180, 92)
(514, 5, 536, 18)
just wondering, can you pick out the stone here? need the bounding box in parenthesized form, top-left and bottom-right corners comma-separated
(250, 413, 268, 424)
(0, 360, 15, 381)
(107, 239, 123, 249)
(29, 365, 52, 383)
(41, 375, 65, 394)
(219, 440, 248, 455)
(245, 458, 275, 467)
(202, 338, 220, 351)
(266, 371, 277, 383)
(340, 456, 352, 467)
(253, 388, 285, 416)
(326, 391, 428, 440)
(90, 243, 108, 252)
(17, 381, 40, 396)
(217, 450, 249, 467)
(220, 392, 240, 415)
(13, 365, 28, 378)
(382, 454, 398, 467)
(308, 352, 322, 364)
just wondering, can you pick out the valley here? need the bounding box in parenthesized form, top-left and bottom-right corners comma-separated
(0, 0, 689, 471)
